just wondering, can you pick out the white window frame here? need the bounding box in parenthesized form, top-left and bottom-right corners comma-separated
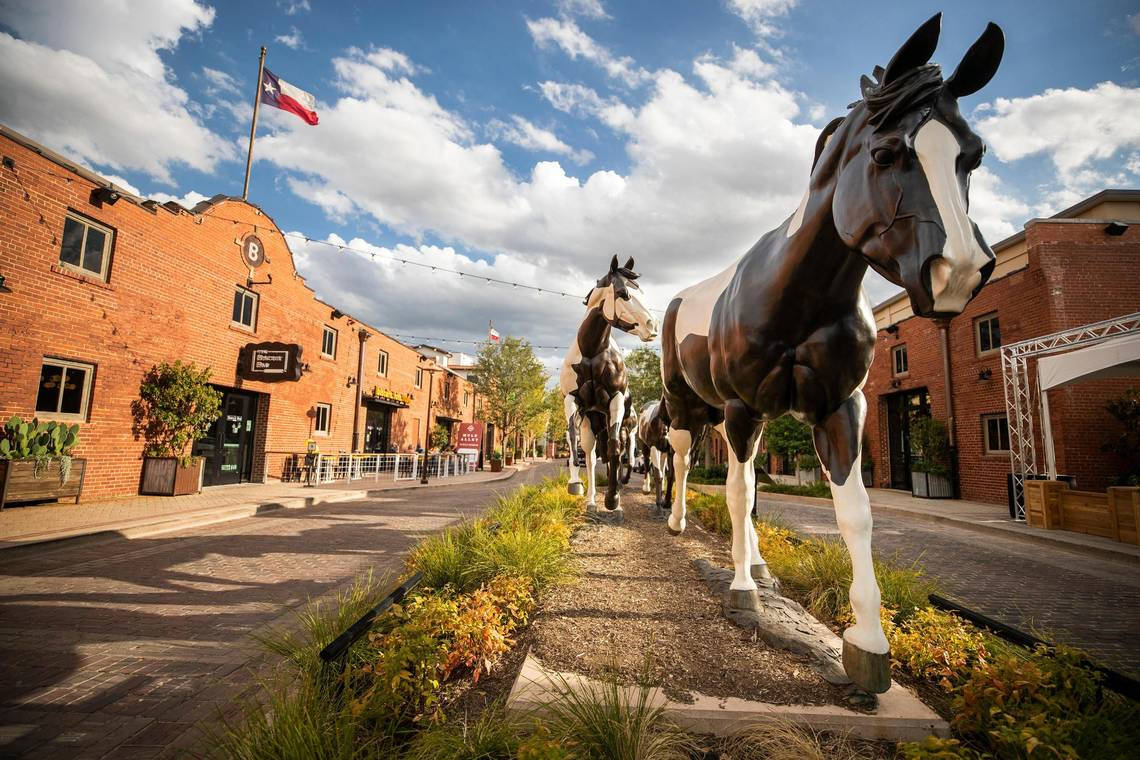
(232, 286, 259, 331)
(377, 350, 389, 376)
(322, 326, 338, 359)
(35, 358, 95, 421)
(463, 391, 470, 407)
(975, 312, 1001, 357)
(314, 403, 331, 436)
(442, 377, 451, 402)
(982, 413, 1010, 454)
(59, 212, 114, 282)
(892, 344, 909, 377)
(415, 368, 423, 389)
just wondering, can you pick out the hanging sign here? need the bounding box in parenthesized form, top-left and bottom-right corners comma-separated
(241, 235, 266, 268)
(456, 422, 484, 456)
(238, 342, 303, 382)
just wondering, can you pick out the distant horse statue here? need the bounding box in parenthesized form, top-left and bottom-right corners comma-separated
(561, 256, 658, 513)
(660, 14, 1003, 692)
(637, 399, 674, 510)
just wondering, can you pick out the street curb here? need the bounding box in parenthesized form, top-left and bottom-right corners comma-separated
(688, 483, 1140, 566)
(0, 468, 521, 556)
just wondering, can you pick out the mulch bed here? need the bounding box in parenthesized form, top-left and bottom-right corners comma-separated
(527, 487, 852, 707)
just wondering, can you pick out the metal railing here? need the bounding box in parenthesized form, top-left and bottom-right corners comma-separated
(281, 452, 476, 485)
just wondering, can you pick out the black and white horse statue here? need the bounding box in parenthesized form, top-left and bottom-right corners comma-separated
(660, 14, 1003, 692)
(637, 399, 673, 510)
(562, 256, 658, 512)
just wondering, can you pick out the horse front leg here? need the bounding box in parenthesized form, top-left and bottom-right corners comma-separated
(604, 392, 627, 511)
(663, 447, 674, 510)
(666, 428, 691, 535)
(641, 445, 653, 494)
(815, 391, 890, 693)
(564, 396, 583, 495)
(580, 420, 598, 509)
(715, 417, 763, 600)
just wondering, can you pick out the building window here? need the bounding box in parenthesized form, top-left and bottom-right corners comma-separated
(321, 326, 337, 358)
(442, 378, 451, 402)
(314, 403, 331, 435)
(232, 286, 258, 330)
(415, 368, 423, 388)
(35, 358, 94, 420)
(892, 344, 909, 376)
(463, 391, 470, 407)
(982, 414, 1010, 454)
(976, 313, 1001, 356)
(377, 350, 389, 376)
(59, 212, 113, 281)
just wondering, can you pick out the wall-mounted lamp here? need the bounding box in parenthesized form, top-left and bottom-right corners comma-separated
(1105, 221, 1129, 236)
(90, 187, 120, 207)
(347, 376, 357, 388)
(246, 273, 273, 288)
(885, 324, 899, 335)
(978, 368, 992, 381)
(0, 273, 7, 292)
(301, 362, 312, 374)
(331, 309, 344, 319)
(2, 156, 14, 170)
(889, 378, 902, 388)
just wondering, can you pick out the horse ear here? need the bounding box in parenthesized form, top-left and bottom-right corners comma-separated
(883, 12, 941, 85)
(624, 256, 635, 271)
(945, 22, 1004, 98)
(610, 254, 620, 271)
(812, 116, 845, 171)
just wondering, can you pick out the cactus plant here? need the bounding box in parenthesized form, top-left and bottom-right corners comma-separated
(0, 415, 82, 484)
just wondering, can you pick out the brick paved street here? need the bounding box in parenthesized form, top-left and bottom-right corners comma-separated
(0, 463, 558, 759)
(752, 494, 1140, 678)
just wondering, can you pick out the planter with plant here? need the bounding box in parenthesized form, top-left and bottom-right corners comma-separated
(861, 434, 874, 488)
(795, 451, 822, 485)
(909, 416, 953, 499)
(489, 449, 503, 473)
(0, 416, 84, 509)
(132, 361, 223, 496)
(504, 442, 515, 466)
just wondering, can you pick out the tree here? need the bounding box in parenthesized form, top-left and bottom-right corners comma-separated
(1103, 388, 1140, 485)
(626, 346, 662, 407)
(472, 337, 547, 457)
(545, 386, 568, 447)
(765, 414, 818, 470)
(131, 361, 223, 466)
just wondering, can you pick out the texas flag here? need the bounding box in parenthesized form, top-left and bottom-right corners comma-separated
(488, 325, 500, 343)
(260, 67, 319, 125)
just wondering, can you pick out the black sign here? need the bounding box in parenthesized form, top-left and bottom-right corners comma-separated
(242, 235, 265, 268)
(238, 342, 303, 382)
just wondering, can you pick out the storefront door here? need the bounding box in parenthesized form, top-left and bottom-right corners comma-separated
(364, 404, 392, 453)
(194, 389, 258, 487)
(886, 388, 929, 490)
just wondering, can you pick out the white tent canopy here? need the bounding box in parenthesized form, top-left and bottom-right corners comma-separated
(1037, 333, 1140, 478)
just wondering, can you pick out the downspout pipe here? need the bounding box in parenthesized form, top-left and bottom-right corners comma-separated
(937, 320, 958, 496)
(352, 329, 370, 452)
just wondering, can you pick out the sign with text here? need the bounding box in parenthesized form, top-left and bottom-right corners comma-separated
(238, 342, 303, 382)
(456, 422, 483, 455)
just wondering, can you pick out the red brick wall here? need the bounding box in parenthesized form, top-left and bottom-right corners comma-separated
(865, 220, 1139, 505)
(0, 133, 475, 502)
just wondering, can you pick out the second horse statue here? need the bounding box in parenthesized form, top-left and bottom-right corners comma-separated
(561, 256, 658, 514)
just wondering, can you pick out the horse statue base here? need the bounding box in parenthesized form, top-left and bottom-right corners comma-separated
(586, 504, 625, 525)
(646, 503, 669, 521)
(567, 482, 585, 496)
(694, 558, 892, 693)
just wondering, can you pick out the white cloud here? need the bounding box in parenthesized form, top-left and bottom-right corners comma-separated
(557, 0, 609, 19)
(202, 66, 242, 97)
(1129, 13, 1140, 35)
(527, 16, 649, 87)
(537, 81, 635, 129)
(147, 189, 210, 208)
(726, 0, 798, 37)
(275, 26, 304, 49)
(974, 82, 1140, 202)
(102, 174, 142, 196)
(487, 115, 594, 164)
(0, 0, 234, 184)
(279, 0, 311, 15)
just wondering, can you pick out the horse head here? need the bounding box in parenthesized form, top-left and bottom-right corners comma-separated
(586, 255, 659, 341)
(827, 13, 1004, 317)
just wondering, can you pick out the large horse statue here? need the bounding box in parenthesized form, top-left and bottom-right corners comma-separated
(562, 256, 658, 512)
(660, 14, 1003, 692)
(637, 399, 673, 510)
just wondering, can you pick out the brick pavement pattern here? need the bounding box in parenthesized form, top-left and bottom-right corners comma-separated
(753, 495, 1140, 678)
(0, 463, 558, 759)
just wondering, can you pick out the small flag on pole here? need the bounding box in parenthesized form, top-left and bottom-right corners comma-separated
(488, 322, 500, 343)
(260, 67, 319, 125)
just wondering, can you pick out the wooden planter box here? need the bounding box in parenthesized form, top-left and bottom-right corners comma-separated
(796, 467, 821, 484)
(0, 458, 86, 509)
(911, 471, 953, 499)
(504, 456, 514, 466)
(861, 468, 874, 488)
(141, 457, 204, 496)
(1025, 480, 1140, 545)
(490, 460, 503, 473)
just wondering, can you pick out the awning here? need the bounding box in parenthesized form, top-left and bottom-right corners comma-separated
(1037, 333, 1140, 390)
(366, 396, 408, 409)
(435, 414, 462, 423)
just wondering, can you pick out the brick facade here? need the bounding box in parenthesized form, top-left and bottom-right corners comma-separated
(0, 128, 481, 503)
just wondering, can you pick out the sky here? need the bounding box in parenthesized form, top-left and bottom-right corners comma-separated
(1, 0, 1138, 374)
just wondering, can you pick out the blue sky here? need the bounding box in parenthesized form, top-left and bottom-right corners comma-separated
(1, 0, 1138, 367)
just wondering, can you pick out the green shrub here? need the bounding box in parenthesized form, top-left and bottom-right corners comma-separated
(761, 481, 832, 498)
(898, 736, 985, 759)
(470, 524, 571, 593)
(687, 464, 727, 484)
(404, 703, 521, 760)
(909, 417, 951, 477)
(131, 360, 223, 466)
(725, 719, 879, 759)
(410, 521, 486, 593)
(889, 608, 989, 690)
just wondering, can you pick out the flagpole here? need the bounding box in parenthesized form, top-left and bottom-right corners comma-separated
(242, 46, 267, 200)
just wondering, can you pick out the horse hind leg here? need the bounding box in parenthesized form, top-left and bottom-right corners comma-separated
(565, 397, 583, 495)
(579, 421, 598, 509)
(666, 427, 692, 535)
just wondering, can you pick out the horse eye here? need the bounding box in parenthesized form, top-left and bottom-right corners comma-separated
(871, 147, 894, 166)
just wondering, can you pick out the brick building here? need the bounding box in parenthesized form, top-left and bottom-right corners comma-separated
(864, 189, 1139, 506)
(0, 125, 486, 503)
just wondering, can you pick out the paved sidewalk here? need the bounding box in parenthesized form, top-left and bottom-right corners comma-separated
(0, 462, 559, 759)
(0, 463, 538, 550)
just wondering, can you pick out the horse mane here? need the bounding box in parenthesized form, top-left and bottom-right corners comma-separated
(854, 63, 944, 131)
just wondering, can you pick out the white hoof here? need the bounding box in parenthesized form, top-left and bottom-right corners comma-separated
(843, 624, 890, 655)
(729, 574, 758, 592)
(667, 515, 686, 535)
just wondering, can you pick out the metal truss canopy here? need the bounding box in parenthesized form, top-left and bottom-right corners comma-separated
(1002, 311, 1140, 519)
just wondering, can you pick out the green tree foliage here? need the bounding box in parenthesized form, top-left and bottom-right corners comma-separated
(625, 346, 663, 407)
(765, 415, 815, 460)
(472, 337, 548, 454)
(909, 417, 951, 477)
(429, 424, 451, 452)
(132, 361, 223, 465)
(1103, 388, 1140, 485)
(545, 387, 567, 446)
